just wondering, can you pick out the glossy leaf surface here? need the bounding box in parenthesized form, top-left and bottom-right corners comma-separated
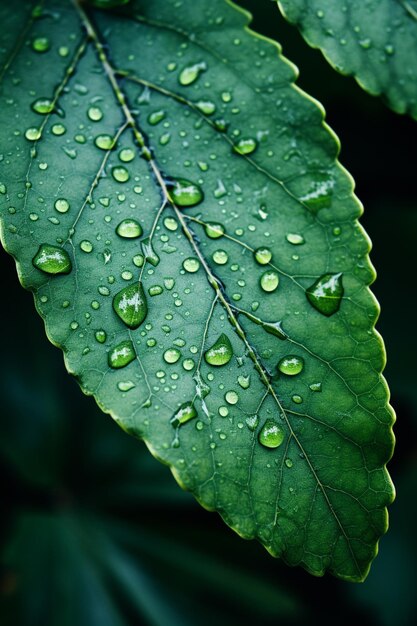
(0, 0, 394, 580)
(278, 0, 417, 119)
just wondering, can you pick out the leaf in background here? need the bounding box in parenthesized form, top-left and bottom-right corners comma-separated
(0, 0, 394, 580)
(277, 0, 417, 119)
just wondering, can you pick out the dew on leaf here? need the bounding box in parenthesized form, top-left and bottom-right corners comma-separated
(32, 244, 71, 275)
(306, 273, 344, 316)
(278, 355, 304, 376)
(164, 348, 181, 364)
(183, 257, 200, 273)
(212, 249, 228, 265)
(108, 339, 135, 369)
(182, 358, 195, 371)
(237, 374, 250, 389)
(25, 127, 41, 141)
(171, 401, 197, 427)
(118, 380, 136, 392)
(112, 166, 129, 182)
(260, 270, 279, 292)
(168, 178, 204, 207)
(80, 240, 93, 253)
(32, 37, 50, 53)
(95, 134, 116, 150)
(286, 233, 305, 245)
(225, 390, 239, 404)
(292, 394, 303, 404)
(254, 247, 272, 265)
(51, 124, 66, 136)
(88, 106, 103, 121)
(195, 100, 216, 115)
(204, 333, 233, 366)
(54, 199, 70, 213)
(116, 218, 142, 239)
(113, 282, 147, 329)
(119, 147, 135, 162)
(285, 458, 293, 468)
(149, 285, 163, 296)
(31, 98, 54, 115)
(205, 222, 225, 238)
(141, 236, 160, 266)
(179, 61, 207, 86)
(164, 216, 178, 231)
(95, 330, 107, 343)
(133, 254, 144, 267)
(233, 137, 257, 155)
(258, 419, 284, 449)
(309, 382, 322, 392)
(246, 414, 259, 431)
(148, 110, 166, 125)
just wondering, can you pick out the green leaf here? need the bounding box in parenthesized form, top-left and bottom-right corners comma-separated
(277, 0, 417, 119)
(0, 0, 395, 581)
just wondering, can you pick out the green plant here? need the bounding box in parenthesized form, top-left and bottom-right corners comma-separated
(0, 0, 398, 588)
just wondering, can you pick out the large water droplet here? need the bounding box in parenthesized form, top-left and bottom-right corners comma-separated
(306, 272, 344, 316)
(204, 333, 233, 367)
(205, 222, 225, 239)
(258, 419, 284, 448)
(183, 257, 200, 273)
(32, 244, 71, 275)
(54, 198, 70, 214)
(212, 249, 228, 265)
(108, 339, 135, 368)
(88, 106, 103, 121)
(277, 355, 304, 376)
(25, 127, 42, 141)
(179, 61, 207, 86)
(164, 348, 181, 364)
(112, 166, 129, 183)
(116, 218, 142, 239)
(260, 271, 279, 292)
(31, 98, 54, 115)
(113, 282, 147, 329)
(233, 138, 257, 155)
(254, 247, 272, 265)
(171, 401, 197, 427)
(168, 178, 204, 207)
(95, 134, 116, 150)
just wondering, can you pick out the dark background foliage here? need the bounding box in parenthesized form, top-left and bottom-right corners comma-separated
(1, 1, 416, 624)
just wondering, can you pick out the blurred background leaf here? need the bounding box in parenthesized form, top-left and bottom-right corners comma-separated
(1, 0, 416, 624)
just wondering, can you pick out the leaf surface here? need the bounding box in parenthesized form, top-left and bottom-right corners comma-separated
(0, 0, 395, 580)
(277, 0, 417, 119)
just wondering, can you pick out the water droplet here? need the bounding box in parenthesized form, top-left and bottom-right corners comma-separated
(122, 270, 133, 281)
(285, 458, 293, 468)
(80, 240, 93, 253)
(88, 106, 103, 121)
(205, 222, 224, 238)
(183, 257, 200, 273)
(32, 37, 50, 53)
(0, 183, 7, 195)
(260, 270, 279, 292)
(225, 390, 238, 404)
(95, 134, 116, 150)
(108, 339, 135, 368)
(179, 61, 207, 86)
(116, 218, 142, 239)
(168, 178, 204, 207)
(204, 333, 233, 367)
(52, 123, 66, 136)
(359, 38, 372, 49)
(113, 282, 147, 329)
(278, 355, 304, 376)
(384, 44, 395, 55)
(259, 419, 284, 449)
(233, 138, 257, 155)
(133, 254, 144, 267)
(149, 285, 163, 296)
(171, 402, 197, 427)
(309, 382, 322, 392)
(195, 100, 216, 115)
(148, 110, 166, 125)
(306, 273, 344, 316)
(246, 414, 259, 431)
(25, 127, 41, 141)
(160, 132, 171, 145)
(118, 380, 136, 392)
(300, 175, 334, 211)
(32, 244, 71, 274)
(141, 236, 160, 266)
(219, 406, 229, 417)
(95, 330, 107, 343)
(182, 358, 195, 371)
(119, 147, 135, 162)
(112, 166, 129, 182)
(292, 394, 303, 404)
(164, 217, 178, 231)
(31, 98, 54, 115)
(254, 247, 272, 265)
(237, 374, 250, 389)
(286, 233, 305, 245)
(164, 348, 181, 364)
(54, 198, 70, 213)
(212, 249, 228, 265)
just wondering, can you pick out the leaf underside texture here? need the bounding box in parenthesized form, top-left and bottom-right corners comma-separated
(278, 0, 417, 119)
(0, 0, 395, 581)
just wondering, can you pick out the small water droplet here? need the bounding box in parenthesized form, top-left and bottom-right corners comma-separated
(171, 401, 197, 427)
(95, 329, 107, 343)
(286, 233, 305, 245)
(164, 217, 178, 231)
(182, 358, 195, 371)
(278, 355, 304, 376)
(112, 166, 129, 182)
(108, 339, 135, 368)
(285, 458, 293, 468)
(80, 240, 93, 253)
(258, 419, 284, 448)
(292, 394, 303, 404)
(233, 137, 257, 155)
(148, 285, 163, 296)
(309, 382, 322, 392)
(164, 348, 181, 364)
(260, 270, 279, 292)
(95, 134, 116, 150)
(195, 100, 216, 115)
(205, 222, 225, 238)
(225, 390, 238, 404)
(32, 244, 71, 274)
(31, 98, 54, 115)
(182, 257, 200, 273)
(113, 282, 147, 329)
(148, 109, 166, 125)
(246, 414, 259, 431)
(32, 37, 50, 53)
(52, 123, 66, 136)
(254, 247, 272, 265)
(204, 333, 233, 367)
(116, 218, 142, 239)
(306, 273, 344, 316)
(119, 147, 135, 162)
(168, 178, 204, 207)
(237, 374, 250, 389)
(54, 198, 70, 213)
(179, 61, 207, 86)
(88, 106, 103, 121)
(118, 380, 136, 392)
(212, 249, 228, 265)
(25, 127, 42, 141)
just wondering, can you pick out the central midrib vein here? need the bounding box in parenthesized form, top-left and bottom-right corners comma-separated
(72, 0, 361, 577)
